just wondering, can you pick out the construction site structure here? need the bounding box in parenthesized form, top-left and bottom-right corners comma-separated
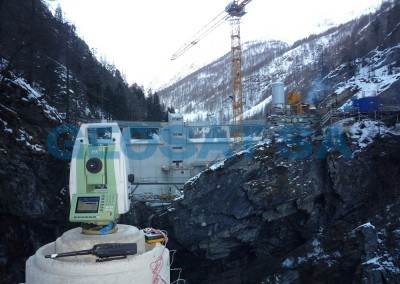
(171, 0, 253, 136)
(119, 112, 264, 203)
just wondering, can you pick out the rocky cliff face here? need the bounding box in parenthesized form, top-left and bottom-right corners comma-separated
(0, 78, 73, 282)
(162, 121, 400, 283)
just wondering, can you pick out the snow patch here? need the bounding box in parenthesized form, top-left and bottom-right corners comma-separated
(12, 77, 63, 123)
(357, 222, 376, 230)
(16, 128, 45, 153)
(282, 257, 295, 268)
(363, 254, 400, 274)
(209, 160, 225, 170)
(282, 238, 341, 268)
(0, 119, 13, 133)
(348, 120, 388, 148)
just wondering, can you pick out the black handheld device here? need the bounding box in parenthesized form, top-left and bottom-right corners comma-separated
(45, 243, 137, 262)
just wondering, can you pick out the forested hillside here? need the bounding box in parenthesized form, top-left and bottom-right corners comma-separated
(0, 1, 167, 282)
(0, 0, 166, 122)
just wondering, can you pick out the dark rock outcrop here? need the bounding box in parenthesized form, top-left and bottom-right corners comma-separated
(164, 125, 400, 283)
(0, 79, 73, 282)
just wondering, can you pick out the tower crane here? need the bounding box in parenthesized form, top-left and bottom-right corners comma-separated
(171, 0, 253, 131)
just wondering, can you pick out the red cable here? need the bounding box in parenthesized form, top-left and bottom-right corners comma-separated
(144, 228, 168, 284)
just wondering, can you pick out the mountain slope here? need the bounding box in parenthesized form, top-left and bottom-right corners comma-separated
(158, 0, 400, 122)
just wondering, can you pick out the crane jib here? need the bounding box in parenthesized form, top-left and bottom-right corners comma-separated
(170, 0, 254, 136)
(171, 1, 253, 60)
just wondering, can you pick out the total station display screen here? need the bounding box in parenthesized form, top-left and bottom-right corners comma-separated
(75, 196, 100, 213)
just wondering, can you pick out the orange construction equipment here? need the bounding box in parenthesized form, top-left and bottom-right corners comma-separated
(287, 91, 301, 105)
(287, 91, 302, 114)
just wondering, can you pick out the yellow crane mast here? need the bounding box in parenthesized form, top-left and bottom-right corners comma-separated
(171, 0, 253, 130)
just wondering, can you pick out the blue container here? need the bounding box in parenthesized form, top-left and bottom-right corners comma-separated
(352, 96, 380, 112)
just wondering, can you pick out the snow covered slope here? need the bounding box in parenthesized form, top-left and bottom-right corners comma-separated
(158, 1, 400, 122)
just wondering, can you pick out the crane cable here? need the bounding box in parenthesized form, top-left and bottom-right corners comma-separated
(171, 11, 229, 60)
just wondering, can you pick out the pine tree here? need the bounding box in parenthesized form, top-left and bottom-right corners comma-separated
(55, 4, 63, 23)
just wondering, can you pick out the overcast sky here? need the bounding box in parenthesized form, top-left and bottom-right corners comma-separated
(46, 0, 383, 90)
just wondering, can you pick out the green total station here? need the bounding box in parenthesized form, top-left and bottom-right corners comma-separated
(69, 123, 133, 230)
